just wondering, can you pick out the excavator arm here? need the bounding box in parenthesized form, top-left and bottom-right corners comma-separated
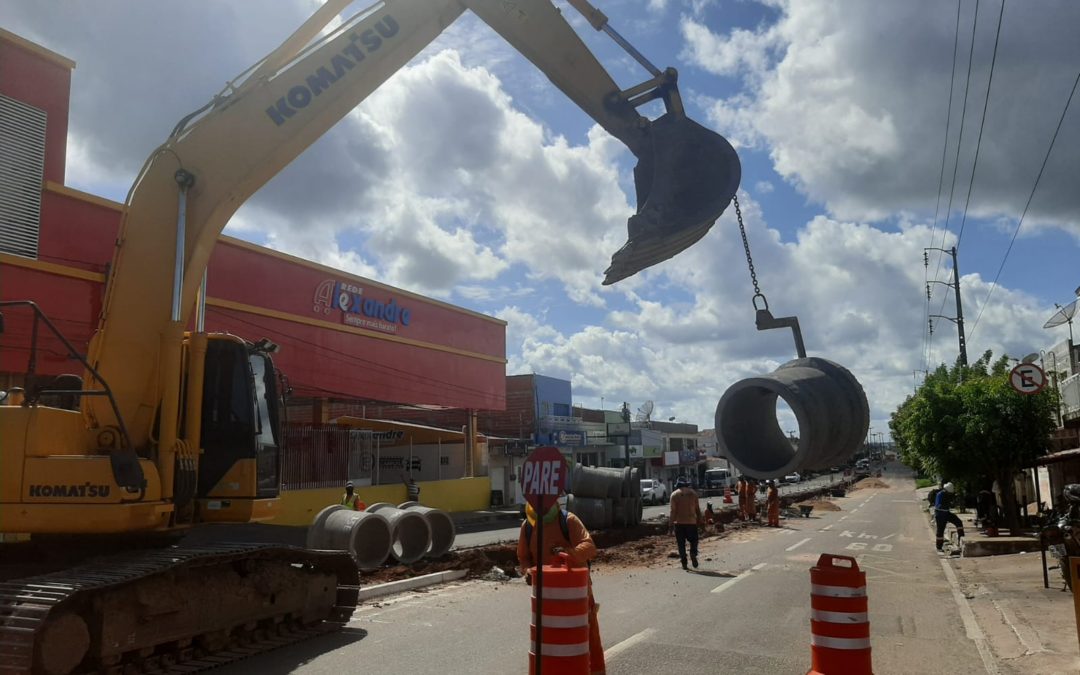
(86, 0, 740, 487)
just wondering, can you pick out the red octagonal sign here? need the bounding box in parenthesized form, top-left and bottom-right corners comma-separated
(521, 446, 568, 513)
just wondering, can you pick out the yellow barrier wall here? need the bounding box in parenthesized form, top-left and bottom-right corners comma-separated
(271, 477, 491, 526)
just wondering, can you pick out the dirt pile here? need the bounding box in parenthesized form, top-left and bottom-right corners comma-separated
(853, 477, 890, 490)
(358, 520, 760, 585)
(796, 500, 841, 512)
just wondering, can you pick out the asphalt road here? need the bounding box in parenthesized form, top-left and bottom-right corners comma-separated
(216, 466, 993, 674)
(453, 471, 852, 549)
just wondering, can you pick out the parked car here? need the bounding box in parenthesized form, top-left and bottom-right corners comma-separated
(640, 479, 669, 504)
(784, 472, 801, 484)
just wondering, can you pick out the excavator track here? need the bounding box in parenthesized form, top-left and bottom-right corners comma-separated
(0, 543, 360, 675)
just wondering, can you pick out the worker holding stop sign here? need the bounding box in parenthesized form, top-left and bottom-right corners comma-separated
(518, 447, 606, 674)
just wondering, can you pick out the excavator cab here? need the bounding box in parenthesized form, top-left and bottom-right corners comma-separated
(606, 111, 741, 285)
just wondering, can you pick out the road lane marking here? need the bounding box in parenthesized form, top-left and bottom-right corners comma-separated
(821, 525, 834, 531)
(604, 628, 657, 660)
(786, 537, 812, 552)
(711, 563, 767, 595)
(839, 516, 848, 520)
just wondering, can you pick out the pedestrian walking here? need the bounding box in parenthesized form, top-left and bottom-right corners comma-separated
(669, 477, 703, 570)
(934, 482, 965, 551)
(340, 481, 366, 511)
(518, 500, 605, 674)
(766, 480, 780, 527)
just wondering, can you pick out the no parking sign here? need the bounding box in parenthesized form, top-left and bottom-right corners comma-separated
(1009, 363, 1047, 395)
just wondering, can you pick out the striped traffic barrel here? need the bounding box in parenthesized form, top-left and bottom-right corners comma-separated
(529, 553, 590, 675)
(807, 553, 872, 674)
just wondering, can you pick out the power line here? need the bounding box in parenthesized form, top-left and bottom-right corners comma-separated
(924, 0, 964, 373)
(968, 68, 1080, 340)
(930, 0, 981, 360)
(954, 0, 1006, 251)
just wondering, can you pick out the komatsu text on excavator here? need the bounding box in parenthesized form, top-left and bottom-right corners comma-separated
(0, 1, 739, 672)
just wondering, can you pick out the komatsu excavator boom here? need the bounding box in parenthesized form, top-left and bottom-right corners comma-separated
(0, 1, 739, 672)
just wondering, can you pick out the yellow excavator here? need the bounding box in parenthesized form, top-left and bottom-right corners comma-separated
(0, 0, 740, 672)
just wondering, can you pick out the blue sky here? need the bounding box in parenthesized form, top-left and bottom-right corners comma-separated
(8, 0, 1080, 436)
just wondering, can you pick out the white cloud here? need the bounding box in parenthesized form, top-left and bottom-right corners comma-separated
(682, 0, 1080, 231)
(754, 180, 774, 194)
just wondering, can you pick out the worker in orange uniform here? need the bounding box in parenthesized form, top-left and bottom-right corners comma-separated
(745, 479, 758, 521)
(340, 481, 366, 511)
(736, 476, 747, 521)
(766, 480, 781, 527)
(518, 501, 605, 675)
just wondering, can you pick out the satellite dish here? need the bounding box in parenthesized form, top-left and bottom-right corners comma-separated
(635, 400, 654, 425)
(1043, 300, 1078, 330)
(1021, 353, 1039, 364)
(1044, 297, 1078, 345)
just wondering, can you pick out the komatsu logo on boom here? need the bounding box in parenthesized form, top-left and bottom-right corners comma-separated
(29, 483, 111, 498)
(265, 15, 400, 126)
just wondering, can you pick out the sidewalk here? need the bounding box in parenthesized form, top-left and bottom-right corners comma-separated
(952, 552, 1080, 673)
(912, 486, 1080, 671)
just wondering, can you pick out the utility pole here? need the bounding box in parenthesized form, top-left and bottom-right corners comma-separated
(925, 246, 968, 367)
(621, 402, 631, 469)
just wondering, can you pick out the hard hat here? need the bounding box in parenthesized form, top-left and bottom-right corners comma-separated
(943, 482, 955, 493)
(345, 481, 354, 488)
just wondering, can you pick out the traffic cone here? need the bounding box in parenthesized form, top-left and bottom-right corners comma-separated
(529, 553, 590, 675)
(807, 554, 872, 675)
(723, 486, 733, 504)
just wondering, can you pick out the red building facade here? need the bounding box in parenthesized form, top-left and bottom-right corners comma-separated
(0, 29, 506, 413)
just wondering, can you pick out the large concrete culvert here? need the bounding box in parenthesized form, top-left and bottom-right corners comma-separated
(366, 503, 432, 565)
(397, 501, 456, 558)
(307, 505, 392, 571)
(715, 357, 869, 479)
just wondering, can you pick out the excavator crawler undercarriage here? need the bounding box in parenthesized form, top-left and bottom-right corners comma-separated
(0, 544, 359, 675)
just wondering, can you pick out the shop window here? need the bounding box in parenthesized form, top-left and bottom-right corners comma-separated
(0, 94, 46, 259)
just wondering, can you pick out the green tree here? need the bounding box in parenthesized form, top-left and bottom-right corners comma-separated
(890, 351, 1059, 532)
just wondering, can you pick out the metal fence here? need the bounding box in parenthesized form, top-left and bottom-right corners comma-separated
(280, 424, 374, 491)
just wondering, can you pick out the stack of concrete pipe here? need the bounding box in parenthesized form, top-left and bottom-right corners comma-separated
(397, 501, 456, 558)
(307, 505, 392, 571)
(567, 463, 642, 530)
(366, 502, 432, 565)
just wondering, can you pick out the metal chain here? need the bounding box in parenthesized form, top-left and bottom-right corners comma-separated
(733, 194, 766, 307)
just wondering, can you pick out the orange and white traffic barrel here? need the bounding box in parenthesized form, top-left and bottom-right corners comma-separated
(723, 486, 733, 504)
(529, 553, 590, 675)
(807, 553, 872, 675)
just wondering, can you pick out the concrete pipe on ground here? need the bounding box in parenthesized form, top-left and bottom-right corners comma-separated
(715, 356, 869, 479)
(567, 495, 612, 531)
(307, 505, 392, 572)
(571, 464, 626, 500)
(397, 501, 456, 558)
(366, 502, 433, 565)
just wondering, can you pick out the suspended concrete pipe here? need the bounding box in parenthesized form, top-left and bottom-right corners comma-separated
(398, 501, 456, 558)
(366, 502, 432, 565)
(715, 356, 869, 479)
(307, 505, 392, 572)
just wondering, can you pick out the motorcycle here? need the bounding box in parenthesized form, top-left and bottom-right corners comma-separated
(1042, 484, 1080, 590)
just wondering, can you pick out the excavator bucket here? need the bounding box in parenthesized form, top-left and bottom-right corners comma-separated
(603, 114, 741, 284)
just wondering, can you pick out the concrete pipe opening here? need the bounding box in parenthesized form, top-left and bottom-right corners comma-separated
(715, 357, 869, 479)
(307, 505, 392, 571)
(398, 502, 456, 558)
(367, 503, 432, 565)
